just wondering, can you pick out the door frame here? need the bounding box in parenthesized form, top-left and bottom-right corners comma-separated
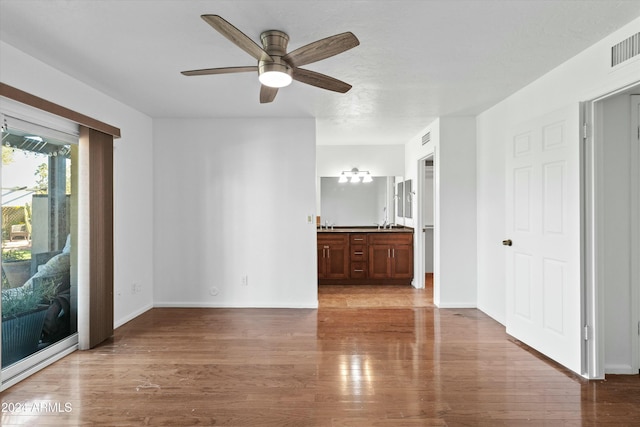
(583, 81, 640, 379)
(415, 151, 435, 290)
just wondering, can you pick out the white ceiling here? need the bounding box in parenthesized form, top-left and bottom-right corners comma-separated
(1, 1, 639, 145)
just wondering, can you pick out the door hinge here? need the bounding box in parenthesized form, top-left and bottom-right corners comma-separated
(584, 325, 590, 341)
(583, 123, 589, 141)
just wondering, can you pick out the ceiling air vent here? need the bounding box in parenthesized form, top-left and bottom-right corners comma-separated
(611, 32, 639, 67)
(422, 131, 431, 145)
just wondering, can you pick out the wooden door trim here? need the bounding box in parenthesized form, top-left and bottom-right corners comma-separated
(0, 83, 121, 138)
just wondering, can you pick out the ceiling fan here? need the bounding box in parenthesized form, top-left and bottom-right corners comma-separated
(181, 15, 360, 103)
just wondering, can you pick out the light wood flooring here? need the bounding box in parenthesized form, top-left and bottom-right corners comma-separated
(1, 283, 639, 426)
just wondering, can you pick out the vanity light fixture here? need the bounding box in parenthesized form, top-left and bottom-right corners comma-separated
(338, 167, 373, 184)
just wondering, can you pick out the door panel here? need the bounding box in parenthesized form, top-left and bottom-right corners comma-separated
(392, 245, 413, 278)
(505, 105, 582, 375)
(326, 246, 348, 278)
(369, 245, 390, 278)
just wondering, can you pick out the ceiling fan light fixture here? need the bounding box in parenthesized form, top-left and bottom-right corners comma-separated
(258, 59, 292, 88)
(259, 70, 292, 88)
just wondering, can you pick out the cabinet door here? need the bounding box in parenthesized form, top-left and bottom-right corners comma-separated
(318, 234, 349, 279)
(325, 244, 349, 278)
(391, 244, 413, 278)
(369, 244, 391, 279)
(317, 244, 329, 278)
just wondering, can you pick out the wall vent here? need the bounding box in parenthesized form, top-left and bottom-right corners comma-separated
(611, 32, 640, 67)
(422, 131, 431, 145)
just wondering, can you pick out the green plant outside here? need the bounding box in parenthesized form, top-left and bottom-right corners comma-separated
(1, 277, 60, 319)
(2, 249, 31, 262)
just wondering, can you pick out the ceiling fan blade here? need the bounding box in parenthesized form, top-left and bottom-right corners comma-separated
(292, 68, 352, 93)
(260, 85, 278, 103)
(201, 15, 273, 62)
(283, 32, 359, 67)
(181, 66, 258, 76)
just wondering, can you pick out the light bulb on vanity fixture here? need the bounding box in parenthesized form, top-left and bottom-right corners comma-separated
(338, 167, 372, 184)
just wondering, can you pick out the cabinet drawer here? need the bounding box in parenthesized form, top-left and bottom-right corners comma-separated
(368, 232, 413, 245)
(318, 233, 349, 246)
(350, 262, 368, 278)
(350, 234, 367, 245)
(351, 244, 367, 261)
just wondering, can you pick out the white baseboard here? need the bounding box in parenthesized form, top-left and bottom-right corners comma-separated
(604, 364, 636, 375)
(114, 303, 153, 328)
(435, 302, 477, 309)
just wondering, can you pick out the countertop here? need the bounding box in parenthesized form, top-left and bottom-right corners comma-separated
(317, 227, 413, 233)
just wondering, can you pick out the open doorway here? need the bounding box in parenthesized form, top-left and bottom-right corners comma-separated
(417, 154, 435, 300)
(584, 83, 640, 377)
(422, 158, 434, 298)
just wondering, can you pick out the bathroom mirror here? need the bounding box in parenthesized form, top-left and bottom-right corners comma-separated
(319, 176, 405, 227)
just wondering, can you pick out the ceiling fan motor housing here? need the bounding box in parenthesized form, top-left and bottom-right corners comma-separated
(260, 30, 289, 56)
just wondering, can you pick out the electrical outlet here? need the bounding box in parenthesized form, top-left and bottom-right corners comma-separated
(241, 275, 248, 286)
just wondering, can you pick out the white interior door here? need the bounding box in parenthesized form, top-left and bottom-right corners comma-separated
(505, 105, 582, 375)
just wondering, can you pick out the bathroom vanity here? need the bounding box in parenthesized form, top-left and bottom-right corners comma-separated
(317, 228, 413, 285)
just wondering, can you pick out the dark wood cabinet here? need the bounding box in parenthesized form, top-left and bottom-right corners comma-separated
(368, 233, 413, 280)
(318, 230, 413, 285)
(317, 233, 349, 279)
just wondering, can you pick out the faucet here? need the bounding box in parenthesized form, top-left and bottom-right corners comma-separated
(380, 206, 389, 228)
(320, 220, 334, 230)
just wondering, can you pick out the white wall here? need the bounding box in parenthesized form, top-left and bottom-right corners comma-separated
(476, 17, 640, 325)
(153, 118, 317, 308)
(316, 145, 404, 177)
(405, 117, 477, 305)
(316, 144, 405, 224)
(0, 41, 155, 328)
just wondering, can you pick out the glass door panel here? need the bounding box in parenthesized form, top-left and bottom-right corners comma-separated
(1, 122, 77, 370)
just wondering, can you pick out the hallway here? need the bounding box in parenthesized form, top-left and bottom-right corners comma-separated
(1, 285, 638, 426)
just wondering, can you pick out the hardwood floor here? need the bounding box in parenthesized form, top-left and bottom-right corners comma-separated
(2, 285, 639, 426)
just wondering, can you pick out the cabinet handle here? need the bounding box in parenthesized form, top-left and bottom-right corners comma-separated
(388, 248, 391, 258)
(353, 238, 364, 241)
(354, 251, 363, 255)
(392, 248, 395, 258)
(354, 269, 364, 272)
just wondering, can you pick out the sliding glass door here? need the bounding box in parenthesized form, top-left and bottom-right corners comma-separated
(1, 116, 78, 373)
